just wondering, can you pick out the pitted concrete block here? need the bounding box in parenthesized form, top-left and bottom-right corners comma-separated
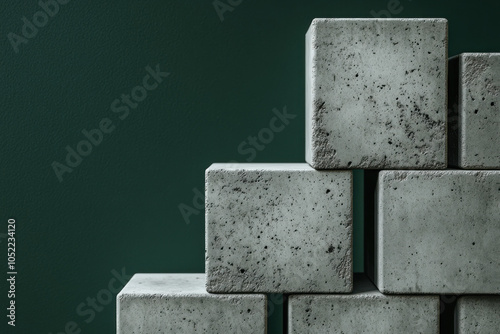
(117, 274, 266, 334)
(374, 170, 500, 294)
(288, 275, 439, 333)
(448, 53, 500, 168)
(206, 163, 352, 293)
(306, 18, 447, 169)
(456, 296, 500, 334)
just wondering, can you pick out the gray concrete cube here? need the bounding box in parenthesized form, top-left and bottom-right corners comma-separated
(373, 170, 500, 294)
(456, 296, 500, 334)
(288, 275, 439, 333)
(117, 274, 266, 334)
(306, 18, 447, 169)
(448, 53, 500, 168)
(206, 163, 352, 293)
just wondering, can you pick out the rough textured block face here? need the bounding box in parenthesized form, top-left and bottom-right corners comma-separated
(288, 275, 439, 333)
(448, 53, 500, 168)
(117, 274, 266, 334)
(306, 18, 447, 169)
(456, 296, 500, 334)
(375, 170, 500, 294)
(206, 163, 352, 293)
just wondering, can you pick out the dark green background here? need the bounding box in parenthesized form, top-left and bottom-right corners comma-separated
(1, 0, 499, 333)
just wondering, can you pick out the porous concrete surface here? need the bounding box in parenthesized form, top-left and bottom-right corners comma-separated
(306, 18, 447, 169)
(117, 274, 266, 334)
(456, 295, 500, 334)
(205, 163, 352, 293)
(288, 274, 439, 333)
(374, 170, 500, 294)
(448, 53, 500, 168)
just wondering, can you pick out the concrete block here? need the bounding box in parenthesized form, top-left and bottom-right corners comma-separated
(205, 163, 352, 293)
(448, 53, 500, 168)
(288, 274, 439, 333)
(117, 274, 266, 334)
(306, 18, 447, 169)
(456, 296, 500, 334)
(374, 170, 500, 294)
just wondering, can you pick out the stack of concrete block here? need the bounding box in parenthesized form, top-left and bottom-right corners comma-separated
(305, 18, 499, 333)
(117, 18, 499, 333)
(300, 18, 446, 333)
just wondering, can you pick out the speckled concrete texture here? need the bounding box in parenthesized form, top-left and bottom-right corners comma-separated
(117, 274, 266, 334)
(306, 18, 447, 169)
(448, 53, 500, 168)
(288, 274, 439, 333)
(456, 296, 500, 334)
(205, 163, 352, 293)
(374, 170, 500, 294)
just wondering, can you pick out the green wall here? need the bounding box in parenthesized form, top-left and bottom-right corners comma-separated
(1, 0, 499, 333)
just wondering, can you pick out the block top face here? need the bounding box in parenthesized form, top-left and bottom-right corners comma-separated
(206, 164, 353, 293)
(118, 274, 267, 334)
(118, 274, 208, 297)
(207, 163, 316, 171)
(119, 273, 266, 300)
(457, 53, 500, 168)
(306, 18, 447, 169)
(376, 170, 500, 294)
(308, 18, 447, 31)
